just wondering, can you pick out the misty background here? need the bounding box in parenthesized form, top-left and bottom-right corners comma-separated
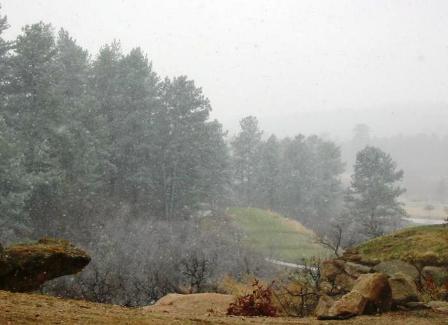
(3, 0, 447, 200)
(0, 0, 447, 309)
(2, 0, 448, 138)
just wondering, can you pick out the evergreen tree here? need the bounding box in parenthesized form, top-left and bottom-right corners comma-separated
(231, 116, 262, 206)
(255, 135, 280, 210)
(0, 5, 12, 97)
(0, 117, 32, 242)
(0, 8, 32, 242)
(153, 76, 219, 219)
(346, 146, 406, 238)
(4, 23, 66, 236)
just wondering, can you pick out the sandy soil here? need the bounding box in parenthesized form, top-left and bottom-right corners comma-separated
(0, 290, 447, 324)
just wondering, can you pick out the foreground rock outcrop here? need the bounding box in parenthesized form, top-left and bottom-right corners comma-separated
(317, 273, 392, 319)
(0, 238, 90, 292)
(316, 225, 448, 319)
(144, 293, 236, 316)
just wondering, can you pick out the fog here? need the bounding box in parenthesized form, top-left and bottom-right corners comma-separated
(0, 1, 447, 315)
(3, 0, 448, 138)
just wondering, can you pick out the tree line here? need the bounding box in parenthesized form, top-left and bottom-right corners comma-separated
(0, 16, 231, 243)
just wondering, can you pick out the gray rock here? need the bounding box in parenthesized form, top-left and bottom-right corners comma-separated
(344, 261, 372, 278)
(373, 260, 419, 281)
(388, 272, 420, 305)
(404, 301, 429, 310)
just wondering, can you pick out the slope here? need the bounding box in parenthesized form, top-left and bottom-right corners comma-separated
(228, 208, 331, 263)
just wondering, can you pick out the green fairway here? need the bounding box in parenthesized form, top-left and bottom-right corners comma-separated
(228, 207, 331, 263)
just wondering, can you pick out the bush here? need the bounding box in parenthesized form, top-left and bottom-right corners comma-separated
(419, 276, 448, 302)
(227, 279, 277, 317)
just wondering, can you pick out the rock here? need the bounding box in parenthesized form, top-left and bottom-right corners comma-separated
(327, 291, 367, 319)
(404, 301, 429, 310)
(321, 259, 345, 282)
(0, 238, 90, 292)
(321, 259, 356, 293)
(388, 272, 419, 305)
(352, 273, 390, 301)
(319, 281, 335, 295)
(427, 301, 448, 314)
(422, 266, 448, 286)
(144, 293, 235, 315)
(316, 272, 393, 319)
(315, 295, 335, 319)
(334, 273, 356, 292)
(352, 273, 392, 313)
(373, 260, 419, 281)
(343, 262, 372, 278)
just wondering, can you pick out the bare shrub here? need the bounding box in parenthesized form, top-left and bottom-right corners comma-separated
(227, 279, 277, 317)
(43, 215, 273, 306)
(271, 258, 321, 317)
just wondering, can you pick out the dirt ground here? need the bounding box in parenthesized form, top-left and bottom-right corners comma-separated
(0, 290, 447, 324)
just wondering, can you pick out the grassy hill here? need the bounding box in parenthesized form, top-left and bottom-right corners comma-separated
(228, 208, 331, 263)
(354, 224, 448, 265)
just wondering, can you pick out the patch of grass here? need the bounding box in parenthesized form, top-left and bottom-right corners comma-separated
(228, 208, 331, 263)
(356, 225, 448, 265)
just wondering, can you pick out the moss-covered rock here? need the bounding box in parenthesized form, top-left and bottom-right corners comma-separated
(0, 238, 90, 292)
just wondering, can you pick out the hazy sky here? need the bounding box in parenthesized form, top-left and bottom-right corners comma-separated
(2, 0, 448, 138)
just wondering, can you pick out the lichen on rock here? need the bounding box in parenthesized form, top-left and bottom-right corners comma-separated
(0, 237, 90, 292)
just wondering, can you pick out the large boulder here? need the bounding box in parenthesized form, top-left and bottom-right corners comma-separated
(373, 260, 419, 281)
(327, 291, 367, 319)
(0, 238, 90, 292)
(317, 273, 392, 319)
(352, 273, 391, 304)
(144, 293, 236, 315)
(388, 272, 420, 306)
(316, 292, 367, 320)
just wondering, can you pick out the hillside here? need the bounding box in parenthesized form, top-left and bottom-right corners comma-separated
(353, 224, 448, 265)
(228, 208, 331, 263)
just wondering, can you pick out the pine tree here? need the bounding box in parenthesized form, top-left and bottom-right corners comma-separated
(346, 146, 406, 238)
(0, 10, 33, 242)
(255, 135, 280, 210)
(231, 116, 262, 206)
(153, 76, 216, 219)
